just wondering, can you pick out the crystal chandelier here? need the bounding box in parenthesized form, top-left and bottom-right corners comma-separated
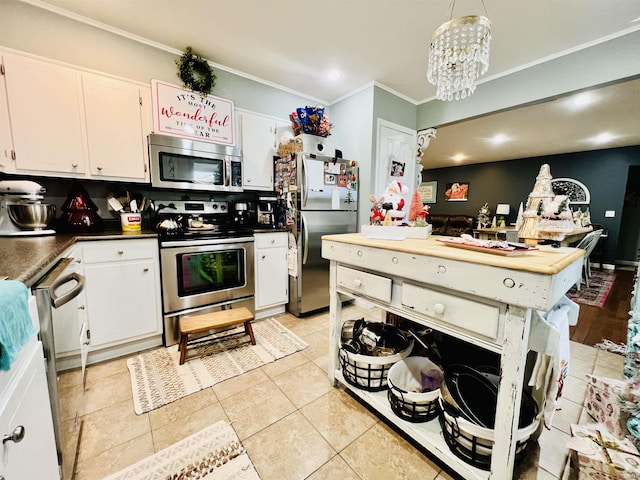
(427, 1, 492, 101)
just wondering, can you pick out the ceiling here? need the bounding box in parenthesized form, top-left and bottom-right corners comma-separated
(23, 0, 640, 167)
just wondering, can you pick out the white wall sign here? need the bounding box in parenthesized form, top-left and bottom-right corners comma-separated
(151, 79, 236, 145)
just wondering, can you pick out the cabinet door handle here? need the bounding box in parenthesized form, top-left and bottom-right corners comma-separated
(78, 305, 85, 310)
(71, 162, 78, 168)
(97, 166, 103, 172)
(433, 303, 445, 314)
(143, 268, 149, 272)
(117, 250, 124, 255)
(3, 425, 25, 444)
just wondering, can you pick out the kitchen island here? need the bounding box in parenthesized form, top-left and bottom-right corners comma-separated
(321, 233, 584, 480)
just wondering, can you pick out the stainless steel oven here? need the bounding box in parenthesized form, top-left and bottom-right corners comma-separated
(155, 199, 255, 345)
(159, 235, 255, 346)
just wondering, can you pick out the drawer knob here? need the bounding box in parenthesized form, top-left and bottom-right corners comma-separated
(353, 279, 362, 289)
(271, 239, 275, 244)
(392, 257, 399, 264)
(357, 250, 362, 257)
(437, 265, 447, 274)
(503, 278, 515, 288)
(433, 303, 445, 314)
(3, 425, 25, 444)
(117, 250, 124, 255)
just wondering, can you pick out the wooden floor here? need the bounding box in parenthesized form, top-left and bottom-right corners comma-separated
(569, 267, 635, 347)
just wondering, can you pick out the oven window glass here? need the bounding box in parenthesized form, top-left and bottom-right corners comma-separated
(177, 249, 245, 296)
(159, 152, 224, 186)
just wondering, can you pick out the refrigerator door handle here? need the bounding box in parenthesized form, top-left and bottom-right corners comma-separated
(302, 156, 308, 208)
(301, 213, 309, 265)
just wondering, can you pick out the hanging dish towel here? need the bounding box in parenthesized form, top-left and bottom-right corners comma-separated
(0, 280, 37, 370)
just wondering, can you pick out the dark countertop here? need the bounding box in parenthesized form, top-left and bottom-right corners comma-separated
(0, 230, 158, 287)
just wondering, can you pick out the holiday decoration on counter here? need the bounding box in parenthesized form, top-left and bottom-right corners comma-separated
(290, 106, 332, 137)
(518, 164, 584, 245)
(477, 203, 491, 229)
(407, 189, 430, 227)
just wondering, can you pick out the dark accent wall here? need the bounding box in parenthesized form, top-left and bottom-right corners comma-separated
(422, 145, 640, 264)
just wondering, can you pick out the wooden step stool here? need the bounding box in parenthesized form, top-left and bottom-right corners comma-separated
(178, 307, 255, 365)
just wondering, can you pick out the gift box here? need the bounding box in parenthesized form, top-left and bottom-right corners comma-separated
(586, 374, 631, 439)
(569, 423, 640, 479)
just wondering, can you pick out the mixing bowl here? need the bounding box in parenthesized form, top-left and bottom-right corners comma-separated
(8, 203, 56, 230)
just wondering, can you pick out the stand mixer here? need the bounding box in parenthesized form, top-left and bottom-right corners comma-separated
(0, 180, 56, 236)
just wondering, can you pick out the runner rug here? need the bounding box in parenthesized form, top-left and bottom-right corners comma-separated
(127, 317, 308, 415)
(102, 420, 260, 480)
(566, 270, 616, 308)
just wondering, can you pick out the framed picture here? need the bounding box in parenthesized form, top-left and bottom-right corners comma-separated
(445, 182, 469, 201)
(390, 159, 406, 177)
(419, 181, 437, 203)
(324, 173, 336, 184)
(337, 175, 348, 187)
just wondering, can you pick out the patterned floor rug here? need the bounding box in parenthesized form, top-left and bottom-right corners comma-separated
(127, 317, 308, 414)
(565, 270, 616, 308)
(102, 420, 260, 480)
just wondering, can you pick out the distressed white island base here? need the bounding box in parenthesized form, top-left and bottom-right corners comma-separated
(321, 234, 584, 480)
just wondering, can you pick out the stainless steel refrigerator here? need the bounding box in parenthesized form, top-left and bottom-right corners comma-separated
(275, 152, 358, 316)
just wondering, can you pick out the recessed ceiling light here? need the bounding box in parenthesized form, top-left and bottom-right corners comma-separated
(589, 132, 615, 144)
(326, 70, 342, 81)
(489, 133, 510, 145)
(563, 91, 598, 111)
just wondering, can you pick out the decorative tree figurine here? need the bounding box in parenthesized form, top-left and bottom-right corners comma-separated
(518, 164, 556, 245)
(408, 189, 424, 223)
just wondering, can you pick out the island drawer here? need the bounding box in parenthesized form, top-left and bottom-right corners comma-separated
(336, 265, 392, 303)
(401, 282, 500, 340)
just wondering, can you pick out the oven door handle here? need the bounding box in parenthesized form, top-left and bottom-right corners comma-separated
(50, 272, 85, 309)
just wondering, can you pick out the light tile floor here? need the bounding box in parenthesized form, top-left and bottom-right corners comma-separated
(58, 304, 625, 480)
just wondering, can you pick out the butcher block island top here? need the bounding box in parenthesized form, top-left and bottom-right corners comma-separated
(322, 233, 584, 274)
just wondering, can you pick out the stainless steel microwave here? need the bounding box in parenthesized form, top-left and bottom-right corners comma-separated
(148, 133, 243, 192)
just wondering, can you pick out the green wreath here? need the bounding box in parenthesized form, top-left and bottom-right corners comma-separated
(176, 46, 216, 96)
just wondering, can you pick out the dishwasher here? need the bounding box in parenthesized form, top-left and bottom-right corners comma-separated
(32, 257, 85, 472)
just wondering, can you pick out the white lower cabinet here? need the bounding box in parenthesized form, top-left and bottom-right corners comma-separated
(0, 341, 59, 480)
(82, 239, 162, 348)
(53, 238, 162, 370)
(254, 232, 288, 310)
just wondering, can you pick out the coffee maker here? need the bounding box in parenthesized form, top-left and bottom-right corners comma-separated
(256, 196, 277, 228)
(0, 180, 56, 236)
(232, 201, 255, 227)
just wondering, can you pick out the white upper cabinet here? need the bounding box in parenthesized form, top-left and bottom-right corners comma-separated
(83, 73, 149, 181)
(2, 52, 87, 175)
(240, 111, 290, 191)
(0, 50, 151, 182)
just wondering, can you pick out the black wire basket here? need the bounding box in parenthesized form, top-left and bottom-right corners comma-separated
(339, 341, 413, 392)
(387, 356, 442, 422)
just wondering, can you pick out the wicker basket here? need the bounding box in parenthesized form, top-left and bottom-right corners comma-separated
(339, 340, 413, 392)
(387, 356, 442, 422)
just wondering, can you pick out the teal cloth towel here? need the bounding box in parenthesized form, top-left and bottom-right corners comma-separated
(0, 280, 37, 371)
